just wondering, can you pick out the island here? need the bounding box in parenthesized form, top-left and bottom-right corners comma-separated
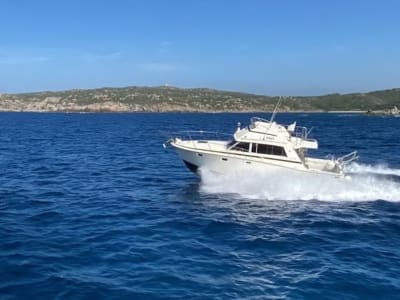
(0, 86, 399, 113)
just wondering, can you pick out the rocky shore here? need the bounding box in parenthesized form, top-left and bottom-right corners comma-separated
(0, 86, 398, 113)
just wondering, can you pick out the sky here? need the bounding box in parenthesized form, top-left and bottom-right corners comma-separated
(0, 0, 399, 96)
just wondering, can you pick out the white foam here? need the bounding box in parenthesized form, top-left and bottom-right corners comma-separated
(345, 162, 400, 177)
(199, 163, 400, 202)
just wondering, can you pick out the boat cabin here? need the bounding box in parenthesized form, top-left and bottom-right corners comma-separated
(226, 117, 318, 162)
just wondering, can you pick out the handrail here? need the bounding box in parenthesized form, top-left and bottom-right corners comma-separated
(251, 117, 314, 141)
(292, 125, 316, 141)
(167, 130, 233, 141)
(337, 151, 358, 165)
(167, 120, 317, 144)
(250, 117, 271, 124)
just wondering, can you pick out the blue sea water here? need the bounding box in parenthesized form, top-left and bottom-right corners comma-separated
(0, 112, 400, 299)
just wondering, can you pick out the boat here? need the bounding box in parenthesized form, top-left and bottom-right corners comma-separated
(391, 106, 400, 117)
(164, 107, 358, 178)
(367, 106, 400, 117)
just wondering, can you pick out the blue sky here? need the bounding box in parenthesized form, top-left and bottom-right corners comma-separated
(0, 0, 399, 95)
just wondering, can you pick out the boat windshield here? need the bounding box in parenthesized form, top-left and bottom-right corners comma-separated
(226, 141, 236, 149)
(228, 142, 250, 152)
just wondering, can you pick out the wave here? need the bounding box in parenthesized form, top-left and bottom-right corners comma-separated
(345, 162, 400, 177)
(199, 163, 400, 202)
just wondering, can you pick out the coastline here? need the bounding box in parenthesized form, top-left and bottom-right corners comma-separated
(0, 109, 368, 114)
(0, 86, 397, 114)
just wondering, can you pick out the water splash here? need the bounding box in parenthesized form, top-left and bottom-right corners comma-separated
(345, 162, 400, 177)
(199, 163, 400, 202)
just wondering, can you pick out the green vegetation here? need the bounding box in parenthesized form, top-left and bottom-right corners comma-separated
(0, 86, 399, 112)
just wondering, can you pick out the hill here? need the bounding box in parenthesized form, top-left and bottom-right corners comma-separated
(0, 86, 399, 112)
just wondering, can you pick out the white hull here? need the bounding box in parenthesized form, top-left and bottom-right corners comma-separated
(172, 143, 344, 179)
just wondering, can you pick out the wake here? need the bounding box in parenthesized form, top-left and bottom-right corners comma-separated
(199, 163, 400, 202)
(346, 162, 400, 177)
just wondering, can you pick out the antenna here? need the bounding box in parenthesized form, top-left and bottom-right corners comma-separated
(270, 97, 282, 123)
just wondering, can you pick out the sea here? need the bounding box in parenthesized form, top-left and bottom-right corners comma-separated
(1, 112, 399, 299)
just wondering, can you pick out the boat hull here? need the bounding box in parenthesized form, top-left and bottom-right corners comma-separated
(171, 143, 343, 178)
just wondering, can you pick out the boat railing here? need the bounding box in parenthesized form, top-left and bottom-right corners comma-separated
(323, 151, 359, 170)
(251, 117, 316, 142)
(165, 130, 233, 150)
(292, 126, 317, 143)
(337, 151, 359, 165)
(250, 117, 271, 125)
(169, 130, 232, 141)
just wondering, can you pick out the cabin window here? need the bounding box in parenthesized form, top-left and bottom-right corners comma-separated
(272, 146, 285, 156)
(230, 142, 250, 152)
(251, 143, 286, 157)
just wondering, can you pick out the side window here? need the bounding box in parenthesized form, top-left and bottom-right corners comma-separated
(251, 143, 287, 157)
(272, 146, 286, 156)
(257, 144, 272, 155)
(231, 142, 250, 152)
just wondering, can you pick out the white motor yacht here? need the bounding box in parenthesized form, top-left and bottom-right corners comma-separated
(391, 106, 400, 117)
(164, 114, 358, 178)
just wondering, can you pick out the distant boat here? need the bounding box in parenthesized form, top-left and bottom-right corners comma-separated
(391, 106, 400, 117)
(164, 101, 358, 178)
(367, 106, 400, 117)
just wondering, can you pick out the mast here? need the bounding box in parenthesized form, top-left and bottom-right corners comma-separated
(270, 97, 282, 123)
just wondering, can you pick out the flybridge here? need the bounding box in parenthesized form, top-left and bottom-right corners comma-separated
(234, 117, 318, 150)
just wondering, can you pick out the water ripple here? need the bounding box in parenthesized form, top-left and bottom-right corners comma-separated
(1, 113, 400, 299)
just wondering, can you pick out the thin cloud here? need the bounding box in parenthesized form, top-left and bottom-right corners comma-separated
(82, 51, 122, 63)
(159, 41, 172, 54)
(0, 56, 49, 64)
(137, 62, 177, 71)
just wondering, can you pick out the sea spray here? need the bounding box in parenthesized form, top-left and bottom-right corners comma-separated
(199, 163, 400, 202)
(345, 162, 400, 177)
